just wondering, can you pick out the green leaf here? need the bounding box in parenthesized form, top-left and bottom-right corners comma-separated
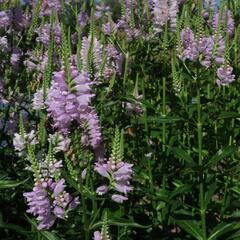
(25, 215, 60, 240)
(175, 220, 203, 240)
(90, 218, 150, 230)
(0, 212, 28, 236)
(170, 184, 193, 199)
(138, 116, 182, 124)
(204, 182, 217, 208)
(0, 178, 28, 189)
(218, 112, 240, 119)
(171, 147, 194, 164)
(208, 222, 237, 240)
(205, 146, 237, 168)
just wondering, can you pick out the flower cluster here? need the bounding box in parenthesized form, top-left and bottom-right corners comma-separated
(212, 8, 235, 37)
(152, 0, 179, 33)
(13, 130, 38, 156)
(216, 65, 235, 86)
(36, 23, 62, 47)
(23, 178, 79, 230)
(46, 66, 102, 149)
(95, 128, 133, 203)
(95, 159, 133, 203)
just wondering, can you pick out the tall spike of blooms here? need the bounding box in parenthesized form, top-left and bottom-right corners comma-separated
(32, 89, 45, 110)
(29, 0, 70, 17)
(216, 65, 235, 86)
(116, 0, 140, 41)
(198, 37, 214, 68)
(21, 134, 79, 230)
(95, 128, 133, 203)
(152, 0, 169, 33)
(152, 0, 180, 33)
(169, 0, 179, 31)
(212, 8, 235, 37)
(23, 178, 79, 230)
(178, 27, 223, 69)
(0, 10, 12, 29)
(93, 213, 111, 240)
(46, 66, 102, 150)
(178, 27, 198, 61)
(36, 23, 62, 47)
(81, 36, 103, 77)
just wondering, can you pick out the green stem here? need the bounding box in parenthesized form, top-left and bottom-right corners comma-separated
(123, 52, 129, 87)
(162, 77, 166, 152)
(79, 180, 89, 240)
(197, 82, 207, 240)
(140, 65, 153, 193)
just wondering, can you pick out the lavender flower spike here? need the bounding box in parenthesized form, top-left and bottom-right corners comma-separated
(216, 65, 235, 86)
(179, 27, 198, 61)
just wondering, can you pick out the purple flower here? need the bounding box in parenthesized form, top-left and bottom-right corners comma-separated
(78, 12, 89, 28)
(213, 9, 235, 37)
(179, 27, 198, 61)
(24, 178, 79, 230)
(0, 36, 9, 52)
(32, 89, 44, 110)
(46, 66, 103, 149)
(93, 231, 103, 240)
(46, 70, 77, 134)
(96, 185, 108, 195)
(13, 133, 25, 152)
(0, 11, 12, 28)
(94, 162, 109, 177)
(10, 49, 22, 70)
(83, 111, 102, 149)
(23, 185, 56, 230)
(216, 65, 235, 86)
(111, 194, 128, 203)
(214, 36, 225, 65)
(103, 21, 118, 36)
(169, 0, 179, 31)
(12, 8, 30, 30)
(53, 179, 66, 197)
(29, 0, 70, 17)
(95, 160, 133, 202)
(198, 37, 214, 68)
(36, 23, 61, 46)
(81, 36, 103, 75)
(152, 0, 179, 33)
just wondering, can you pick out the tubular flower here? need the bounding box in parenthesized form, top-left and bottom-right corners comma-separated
(94, 159, 133, 203)
(46, 70, 77, 134)
(169, 0, 179, 31)
(46, 66, 103, 149)
(179, 27, 198, 61)
(0, 11, 12, 28)
(29, 0, 70, 17)
(81, 36, 103, 75)
(152, 0, 169, 33)
(32, 89, 45, 110)
(103, 44, 123, 79)
(81, 110, 102, 149)
(36, 23, 62, 46)
(216, 65, 235, 86)
(198, 37, 214, 68)
(23, 178, 79, 230)
(213, 36, 225, 65)
(213, 9, 235, 37)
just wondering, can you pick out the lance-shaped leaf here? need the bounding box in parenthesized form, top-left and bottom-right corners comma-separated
(205, 146, 237, 168)
(175, 220, 203, 240)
